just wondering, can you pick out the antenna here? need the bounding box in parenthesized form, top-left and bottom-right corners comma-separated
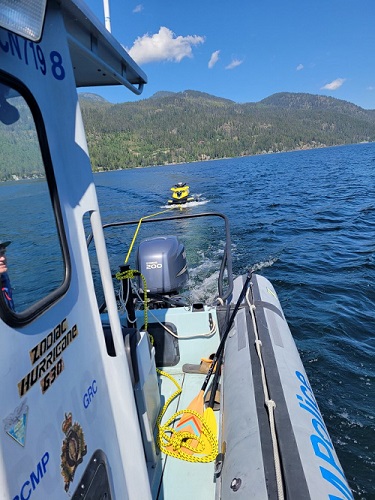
(103, 0, 111, 32)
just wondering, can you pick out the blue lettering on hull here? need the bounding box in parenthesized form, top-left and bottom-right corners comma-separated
(12, 452, 49, 500)
(295, 371, 354, 499)
(83, 379, 98, 409)
(0, 31, 65, 80)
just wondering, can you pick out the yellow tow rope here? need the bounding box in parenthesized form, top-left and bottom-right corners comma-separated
(124, 208, 175, 265)
(156, 369, 218, 463)
(118, 208, 176, 330)
(119, 208, 218, 462)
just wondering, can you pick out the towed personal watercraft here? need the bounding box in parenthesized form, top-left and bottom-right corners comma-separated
(167, 182, 197, 205)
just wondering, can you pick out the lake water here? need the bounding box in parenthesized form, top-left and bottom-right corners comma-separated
(2, 142, 374, 498)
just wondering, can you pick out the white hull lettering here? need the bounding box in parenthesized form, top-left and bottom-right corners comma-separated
(146, 262, 162, 270)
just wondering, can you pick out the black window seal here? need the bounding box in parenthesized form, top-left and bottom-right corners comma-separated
(0, 70, 71, 327)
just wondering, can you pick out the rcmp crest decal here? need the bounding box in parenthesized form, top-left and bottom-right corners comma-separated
(60, 412, 87, 492)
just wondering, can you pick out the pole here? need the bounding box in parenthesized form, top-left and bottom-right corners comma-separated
(103, 0, 111, 32)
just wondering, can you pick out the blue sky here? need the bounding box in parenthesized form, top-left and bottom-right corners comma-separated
(83, 0, 375, 109)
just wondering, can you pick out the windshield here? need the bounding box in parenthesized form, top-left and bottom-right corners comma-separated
(0, 77, 67, 320)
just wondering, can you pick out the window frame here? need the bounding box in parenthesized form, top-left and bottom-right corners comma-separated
(0, 70, 71, 326)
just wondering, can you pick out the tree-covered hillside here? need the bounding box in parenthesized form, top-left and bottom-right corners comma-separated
(1, 91, 375, 180)
(0, 97, 45, 181)
(79, 91, 375, 171)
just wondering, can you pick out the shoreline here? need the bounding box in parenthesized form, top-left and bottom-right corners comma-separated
(93, 140, 372, 173)
(1, 141, 372, 182)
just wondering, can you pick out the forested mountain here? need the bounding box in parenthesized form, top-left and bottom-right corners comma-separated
(0, 97, 45, 181)
(79, 91, 375, 171)
(1, 91, 375, 180)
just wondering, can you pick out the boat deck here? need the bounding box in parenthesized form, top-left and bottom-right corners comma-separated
(137, 306, 220, 500)
(155, 372, 218, 499)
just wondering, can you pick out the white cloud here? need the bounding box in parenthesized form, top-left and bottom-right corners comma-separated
(225, 58, 243, 70)
(128, 27, 205, 65)
(208, 50, 220, 69)
(321, 78, 346, 90)
(133, 4, 143, 13)
(296, 63, 304, 71)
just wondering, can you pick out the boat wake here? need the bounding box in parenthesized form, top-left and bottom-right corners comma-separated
(161, 198, 209, 209)
(251, 257, 279, 272)
(186, 245, 227, 304)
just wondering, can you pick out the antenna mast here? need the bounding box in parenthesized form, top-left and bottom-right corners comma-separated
(103, 0, 112, 32)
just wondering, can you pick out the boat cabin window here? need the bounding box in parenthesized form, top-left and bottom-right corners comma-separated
(0, 75, 69, 325)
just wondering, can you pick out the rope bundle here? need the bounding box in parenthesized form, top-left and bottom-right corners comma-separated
(156, 369, 218, 463)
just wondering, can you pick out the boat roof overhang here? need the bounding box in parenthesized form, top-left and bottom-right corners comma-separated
(60, 0, 147, 94)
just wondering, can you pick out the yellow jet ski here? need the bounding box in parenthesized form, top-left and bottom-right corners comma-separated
(167, 182, 196, 205)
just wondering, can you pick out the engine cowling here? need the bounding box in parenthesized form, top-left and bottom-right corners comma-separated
(136, 236, 188, 294)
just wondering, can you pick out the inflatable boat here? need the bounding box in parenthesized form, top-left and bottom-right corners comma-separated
(94, 212, 354, 500)
(0, 1, 353, 498)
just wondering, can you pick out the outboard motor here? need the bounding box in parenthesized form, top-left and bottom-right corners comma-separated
(136, 236, 188, 297)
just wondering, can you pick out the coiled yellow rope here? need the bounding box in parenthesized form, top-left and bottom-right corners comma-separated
(156, 369, 218, 463)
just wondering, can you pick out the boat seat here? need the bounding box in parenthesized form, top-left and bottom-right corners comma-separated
(141, 322, 180, 367)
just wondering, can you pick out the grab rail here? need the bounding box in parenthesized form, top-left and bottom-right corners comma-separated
(87, 211, 233, 302)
